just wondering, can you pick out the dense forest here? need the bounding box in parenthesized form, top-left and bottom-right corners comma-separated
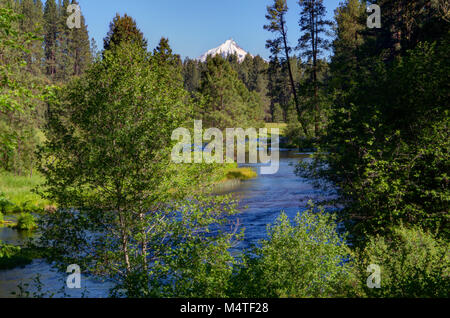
(0, 0, 449, 299)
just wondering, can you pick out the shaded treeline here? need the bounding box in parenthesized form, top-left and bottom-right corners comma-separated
(0, 0, 91, 175)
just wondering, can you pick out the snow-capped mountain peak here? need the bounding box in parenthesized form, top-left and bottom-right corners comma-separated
(198, 39, 253, 63)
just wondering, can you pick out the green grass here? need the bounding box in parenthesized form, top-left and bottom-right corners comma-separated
(0, 171, 50, 214)
(223, 167, 257, 181)
(265, 123, 288, 136)
(214, 163, 258, 183)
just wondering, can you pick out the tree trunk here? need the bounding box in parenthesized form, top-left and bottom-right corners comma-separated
(118, 210, 131, 273)
(313, 9, 319, 137)
(280, 16, 308, 136)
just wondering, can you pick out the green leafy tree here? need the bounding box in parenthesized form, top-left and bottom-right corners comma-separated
(356, 225, 449, 297)
(299, 4, 450, 240)
(0, 5, 44, 174)
(38, 39, 241, 297)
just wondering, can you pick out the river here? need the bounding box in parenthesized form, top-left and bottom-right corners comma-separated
(0, 151, 328, 298)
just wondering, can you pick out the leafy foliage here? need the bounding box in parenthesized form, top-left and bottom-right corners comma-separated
(356, 225, 450, 298)
(15, 213, 37, 231)
(230, 206, 358, 298)
(299, 1, 450, 240)
(37, 39, 241, 298)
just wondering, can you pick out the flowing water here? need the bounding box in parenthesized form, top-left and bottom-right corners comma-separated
(0, 151, 330, 297)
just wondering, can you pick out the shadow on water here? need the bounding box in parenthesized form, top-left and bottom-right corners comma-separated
(0, 151, 331, 297)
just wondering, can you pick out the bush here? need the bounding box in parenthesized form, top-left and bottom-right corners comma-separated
(0, 240, 21, 258)
(15, 213, 37, 231)
(0, 240, 37, 270)
(0, 192, 13, 214)
(356, 225, 449, 298)
(231, 206, 359, 298)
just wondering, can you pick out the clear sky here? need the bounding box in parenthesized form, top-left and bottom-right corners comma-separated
(77, 0, 343, 60)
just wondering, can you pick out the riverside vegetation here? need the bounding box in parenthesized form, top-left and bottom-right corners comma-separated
(0, 0, 448, 298)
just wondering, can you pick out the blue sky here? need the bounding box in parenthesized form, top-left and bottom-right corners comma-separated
(78, 0, 343, 60)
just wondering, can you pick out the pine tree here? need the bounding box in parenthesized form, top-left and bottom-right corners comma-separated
(264, 0, 306, 134)
(55, 0, 70, 81)
(267, 56, 296, 123)
(248, 56, 271, 121)
(183, 58, 202, 93)
(68, 0, 91, 76)
(90, 37, 99, 60)
(43, 0, 58, 75)
(330, 0, 365, 90)
(297, 0, 332, 137)
(43, 0, 59, 79)
(18, 0, 44, 76)
(153, 37, 181, 68)
(103, 13, 148, 53)
(199, 55, 263, 129)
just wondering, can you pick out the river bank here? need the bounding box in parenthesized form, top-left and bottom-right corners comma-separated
(0, 151, 322, 297)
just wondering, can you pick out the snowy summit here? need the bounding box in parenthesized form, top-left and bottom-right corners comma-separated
(198, 39, 253, 63)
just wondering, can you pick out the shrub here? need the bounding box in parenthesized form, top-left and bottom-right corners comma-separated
(0, 192, 13, 214)
(15, 213, 37, 231)
(231, 206, 359, 298)
(0, 240, 37, 270)
(356, 225, 449, 298)
(0, 240, 21, 258)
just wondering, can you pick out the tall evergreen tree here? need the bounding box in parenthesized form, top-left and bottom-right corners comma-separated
(153, 37, 181, 69)
(297, 0, 332, 137)
(0, 5, 43, 174)
(198, 55, 263, 129)
(43, 0, 59, 78)
(55, 0, 70, 81)
(264, 0, 306, 133)
(68, 0, 91, 76)
(18, 0, 44, 76)
(182, 58, 202, 94)
(103, 13, 148, 53)
(330, 0, 365, 93)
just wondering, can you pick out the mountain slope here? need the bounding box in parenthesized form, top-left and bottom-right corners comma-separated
(198, 39, 253, 63)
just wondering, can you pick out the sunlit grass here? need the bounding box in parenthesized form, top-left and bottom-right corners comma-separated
(265, 123, 287, 136)
(224, 167, 257, 181)
(0, 171, 50, 213)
